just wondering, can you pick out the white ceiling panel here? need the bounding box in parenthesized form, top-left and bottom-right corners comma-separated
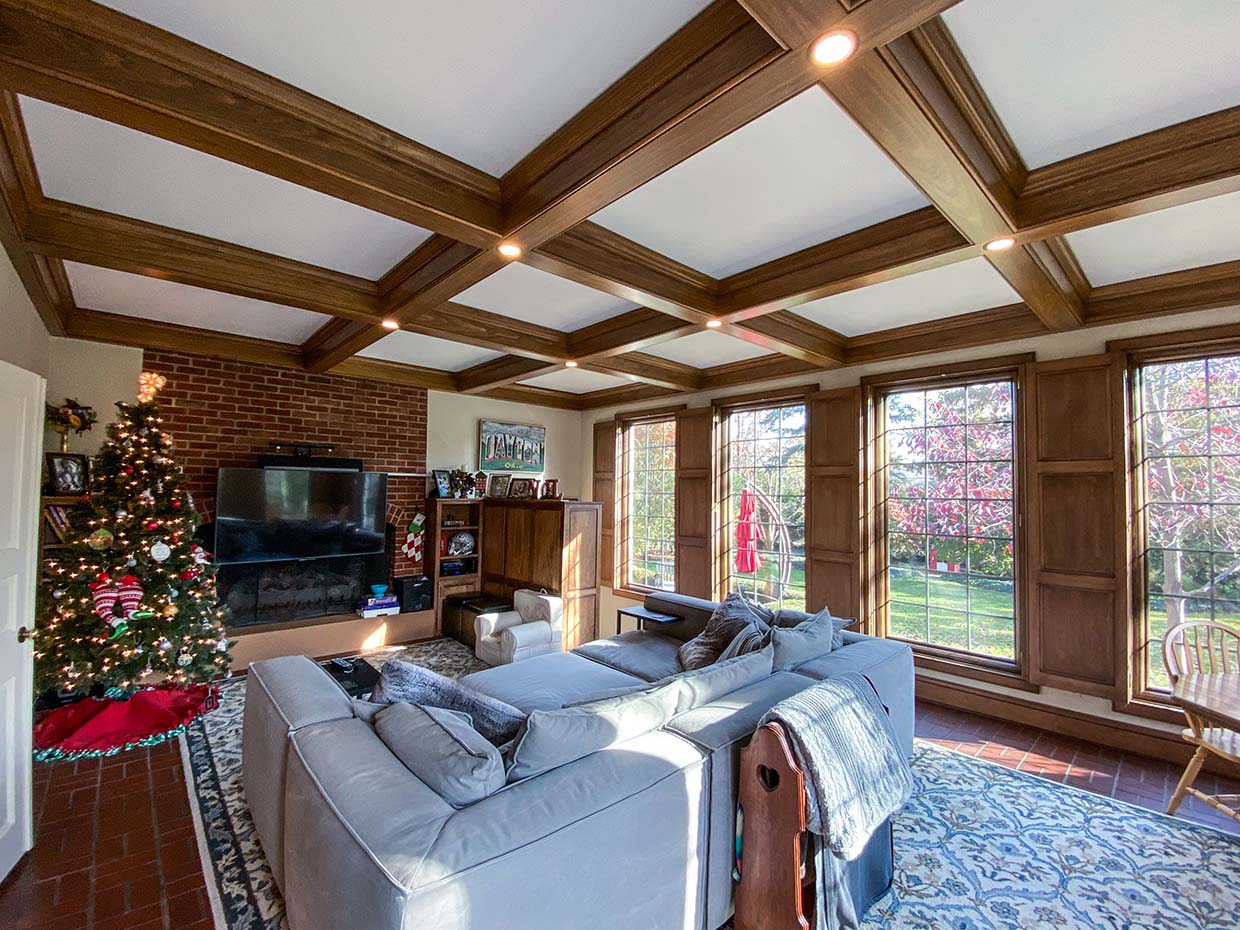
(65, 262, 329, 343)
(519, 368, 630, 394)
(790, 258, 1020, 336)
(589, 89, 928, 277)
(454, 262, 635, 331)
(98, 0, 711, 176)
(357, 331, 503, 372)
(943, 0, 1240, 168)
(1065, 191, 1240, 288)
(643, 331, 772, 369)
(21, 97, 429, 279)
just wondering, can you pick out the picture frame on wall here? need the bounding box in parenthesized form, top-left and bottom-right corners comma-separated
(45, 452, 89, 495)
(479, 419, 546, 473)
(487, 474, 512, 498)
(507, 477, 538, 500)
(431, 469, 452, 498)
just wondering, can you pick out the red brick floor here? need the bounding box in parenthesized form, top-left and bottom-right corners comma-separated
(1, 702, 1237, 930)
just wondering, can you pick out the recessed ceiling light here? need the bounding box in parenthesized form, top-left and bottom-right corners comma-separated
(497, 242, 522, 259)
(381, 319, 400, 330)
(984, 237, 1017, 252)
(565, 360, 578, 368)
(811, 31, 856, 66)
(705, 319, 723, 329)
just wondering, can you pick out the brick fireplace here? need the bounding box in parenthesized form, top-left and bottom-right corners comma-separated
(144, 350, 429, 628)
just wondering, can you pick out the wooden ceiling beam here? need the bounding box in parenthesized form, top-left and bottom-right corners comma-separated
(843, 303, 1048, 366)
(1084, 260, 1240, 326)
(0, 0, 502, 245)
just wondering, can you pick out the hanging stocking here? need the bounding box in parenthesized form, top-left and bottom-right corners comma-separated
(401, 513, 426, 564)
(89, 575, 118, 620)
(116, 575, 144, 618)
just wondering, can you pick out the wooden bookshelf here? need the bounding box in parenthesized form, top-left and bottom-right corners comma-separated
(40, 494, 89, 558)
(425, 497, 485, 633)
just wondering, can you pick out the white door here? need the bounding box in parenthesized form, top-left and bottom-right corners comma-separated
(0, 359, 44, 882)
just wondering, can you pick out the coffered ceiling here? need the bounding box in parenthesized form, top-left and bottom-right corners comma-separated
(1, 0, 1239, 411)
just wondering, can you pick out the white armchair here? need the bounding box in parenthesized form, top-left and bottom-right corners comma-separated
(475, 589, 564, 666)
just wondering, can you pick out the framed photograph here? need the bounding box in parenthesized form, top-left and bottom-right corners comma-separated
(540, 478, 560, 500)
(507, 477, 538, 499)
(479, 419, 546, 473)
(487, 474, 512, 498)
(431, 469, 452, 498)
(46, 452, 89, 495)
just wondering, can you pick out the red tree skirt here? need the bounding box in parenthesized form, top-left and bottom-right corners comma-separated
(33, 684, 217, 762)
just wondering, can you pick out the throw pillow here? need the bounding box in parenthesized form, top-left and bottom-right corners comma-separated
(374, 702, 504, 808)
(676, 593, 768, 671)
(661, 646, 773, 714)
(769, 610, 853, 670)
(773, 606, 852, 649)
(370, 659, 526, 745)
(717, 620, 772, 661)
(506, 683, 679, 781)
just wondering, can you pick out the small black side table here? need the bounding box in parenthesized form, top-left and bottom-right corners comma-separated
(320, 656, 380, 698)
(616, 604, 679, 636)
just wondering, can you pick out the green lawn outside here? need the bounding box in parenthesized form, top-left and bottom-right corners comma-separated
(889, 570, 1014, 658)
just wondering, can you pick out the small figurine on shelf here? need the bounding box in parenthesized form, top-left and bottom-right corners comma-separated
(46, 397, 98, 453)
(473, 471, 488, 498)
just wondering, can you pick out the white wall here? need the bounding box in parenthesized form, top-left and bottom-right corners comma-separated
(44, 338, 143, 454)
(0, 248, 49, 377)
(427, 390, 584, 497)
(581, 304, 1240, 727)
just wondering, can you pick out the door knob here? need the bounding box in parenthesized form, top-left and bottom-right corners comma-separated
(17, 626, 32, 643)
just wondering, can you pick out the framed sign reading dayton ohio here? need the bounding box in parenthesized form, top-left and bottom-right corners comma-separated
(479, 419, 546, 473)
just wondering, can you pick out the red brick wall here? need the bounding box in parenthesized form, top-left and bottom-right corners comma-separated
(144, 350, 428, 577)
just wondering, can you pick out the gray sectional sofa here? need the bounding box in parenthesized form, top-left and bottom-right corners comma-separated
(243, 592, 913, 930)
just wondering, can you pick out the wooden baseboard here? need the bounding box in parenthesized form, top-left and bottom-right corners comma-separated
(918, 676, 1240, 779)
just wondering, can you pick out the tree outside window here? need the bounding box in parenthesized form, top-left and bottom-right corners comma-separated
(1138, 354, 1240, 689)
(625, 419, 676, 592)
(725, 404, 807, 611)
(884, 380, 1017, 660)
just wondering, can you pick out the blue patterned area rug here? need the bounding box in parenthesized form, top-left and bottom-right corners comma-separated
(181, 640, 1240, 930)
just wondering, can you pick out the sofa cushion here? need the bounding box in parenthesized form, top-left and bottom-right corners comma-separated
(791, 638, 915, 758)
(665, 671, 816, 753)
(573, 629, 682, 681)
(506, 681, 681, 781)
(677, 593, 768, 671)
(370, 659, 526, 745)
(664, 645, 774, 714)
(374, 702, 504, 808)
(460, 651, 642, 713)
(769, 612, 852, 670)
(642, 591, 720, 642)
(561, 681, 655, 707)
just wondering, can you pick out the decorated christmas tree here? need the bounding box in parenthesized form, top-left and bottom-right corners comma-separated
(35, 372, 232, 695)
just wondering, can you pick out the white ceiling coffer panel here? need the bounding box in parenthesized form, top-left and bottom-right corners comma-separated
(1066, 191, 1240, 288)
(518, 368, 631, 394)
(454, 262, 635, 331)
(943, 0, 1240, 169)
(65, 262, 329, 344)
(642, 330, 773, 369)
(20, 97, 430, 279)
(589, 89, 928, 278)
(358, 331, 503, 372)
(97, 0, 711, 176)
(790, 258, 1021, 337)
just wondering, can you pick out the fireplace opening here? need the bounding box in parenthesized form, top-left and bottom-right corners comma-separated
(218, 553, 388, 629)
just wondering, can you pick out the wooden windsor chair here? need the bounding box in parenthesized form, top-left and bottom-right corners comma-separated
(1163, 621, 1240, 823)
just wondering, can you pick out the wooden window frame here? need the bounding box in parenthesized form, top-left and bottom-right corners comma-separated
(862, 354, 1033, 687)
(614, 406, 684, 600)
(713, 385, 816, 608)
(1111, 322, 1240, 722)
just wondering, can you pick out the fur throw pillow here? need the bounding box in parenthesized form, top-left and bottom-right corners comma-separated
(369, 659, 526, 745)
(677, 593, 768, 671)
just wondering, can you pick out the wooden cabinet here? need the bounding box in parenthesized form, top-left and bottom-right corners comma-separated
(426, 498, 485, 635)
(480, 499, 602, 650)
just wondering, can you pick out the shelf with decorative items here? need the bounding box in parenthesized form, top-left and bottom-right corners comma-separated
(425, 496, 485, 635)
(40, 494, 91, 557)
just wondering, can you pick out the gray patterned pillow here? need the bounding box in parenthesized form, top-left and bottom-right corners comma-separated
(370, 659, 526, 745)
(676, 593, 768, 671)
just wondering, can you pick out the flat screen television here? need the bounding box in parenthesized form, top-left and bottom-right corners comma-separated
(214, 467, 387, 565)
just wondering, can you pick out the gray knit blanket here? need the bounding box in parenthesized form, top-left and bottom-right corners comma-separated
(758, 673, 912, 930)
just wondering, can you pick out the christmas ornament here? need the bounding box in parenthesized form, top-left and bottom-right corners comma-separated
(127, 558, 137, 567)
(116, 575, 144, 617)
(123, 466, 135, 475)
(177, 651, 193, 668)
(180, 567, 201, 582)
(172, 499, 182, 509)
(157, 638, 173, 651)
(163, 605, 179, 618)
(87, 528, 114, 550)
(52, 588, 65, 599)
(137, 371, 166, 403)
(191, 545, 210, 565)
(106, 617, 129, 640)
(89, 575, 118, 620)
(145, 520, 161, 531)
(150, 541, 171, 562)
(215, 640, 228, 653)
(115, 509, 128, 518)
(168, 586, 180, 599)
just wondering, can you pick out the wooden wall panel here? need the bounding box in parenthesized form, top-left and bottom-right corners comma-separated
(806, 388, 862, 622)
(592, 420, 617, 588)
(675, 407, 715, 600)
(1025, 355, 1127, 699)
